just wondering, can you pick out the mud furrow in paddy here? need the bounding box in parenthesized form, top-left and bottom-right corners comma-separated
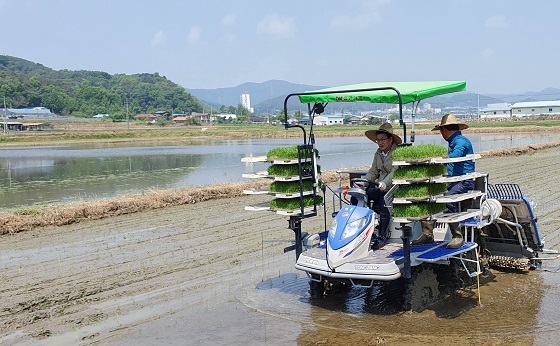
(0, 195, 307, 335)
(2, 196, 286, 281)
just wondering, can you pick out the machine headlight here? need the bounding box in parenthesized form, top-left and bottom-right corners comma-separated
(341, 216, 369, 240)
(329, 218, 338, 238)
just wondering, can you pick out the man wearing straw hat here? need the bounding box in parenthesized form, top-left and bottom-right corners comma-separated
(412, 113, 475, 249)
(353, 122, 402, 249)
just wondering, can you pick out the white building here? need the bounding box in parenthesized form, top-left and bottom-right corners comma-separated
(510, 100, 560, 117)
(480, 103, 512, 119)
(240, 92, 251, 112)
(313, 114, 344, 126)
(7, 107, 52, 117)
(218, 113, 237, 120)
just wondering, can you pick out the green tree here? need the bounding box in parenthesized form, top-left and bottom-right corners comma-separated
(366, 117, 383, 125)
(274, 110, 286, 122)
(42, 87, 68, 114)
(218, 105, 228, 113)
(0, 55, 206, 117)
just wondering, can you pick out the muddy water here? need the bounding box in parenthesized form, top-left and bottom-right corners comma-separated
(1, 148, 560, 345)
(108, 256, 548, 346)
(535, 262, 560, 346)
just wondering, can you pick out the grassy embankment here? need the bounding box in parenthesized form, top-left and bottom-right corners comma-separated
(1, 119, 560, 234)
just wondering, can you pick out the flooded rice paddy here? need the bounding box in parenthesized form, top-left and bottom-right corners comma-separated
(2, 132, 560, 209)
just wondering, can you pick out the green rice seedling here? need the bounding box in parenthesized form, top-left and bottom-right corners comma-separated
(267, 163, 320, 176)
(269, 180, 314, 193)
(393, 183, 448, 198)
(393, 203, 446, 218)
(393, 144, 447, 160)
(266, 146, 319, 160)
(393, 164, 446, 179)
(270, 195, 323, 210)
(267, 146, 298, 160)
(267, 164, 300, 176)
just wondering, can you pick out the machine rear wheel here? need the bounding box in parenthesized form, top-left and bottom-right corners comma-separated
(403, 265, 440, 312)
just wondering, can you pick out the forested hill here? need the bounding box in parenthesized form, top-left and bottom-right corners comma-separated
(0, 55, 204, 118)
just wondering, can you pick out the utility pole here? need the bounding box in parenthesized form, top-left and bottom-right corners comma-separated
(126, 99, 129, 130)
(477, 94, 480, 119)
(3, 96, 7, 135)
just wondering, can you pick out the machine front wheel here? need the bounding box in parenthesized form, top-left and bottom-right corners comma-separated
(403, 265, 440, 312)
(309, 279, 325, 298)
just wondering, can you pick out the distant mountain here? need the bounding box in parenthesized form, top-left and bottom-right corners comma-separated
(485, 87, 560, 104)
(0, 55, 55, 77)
(253, 94, 391, 115)
(186, 80, 325, 108)
(188, 80, 560, 114)
(428, 92, 504, 108)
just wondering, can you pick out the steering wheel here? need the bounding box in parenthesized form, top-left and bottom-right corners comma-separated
(351, 178, 375, 189)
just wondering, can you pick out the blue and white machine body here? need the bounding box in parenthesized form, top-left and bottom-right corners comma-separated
(327, 205, 375, 268)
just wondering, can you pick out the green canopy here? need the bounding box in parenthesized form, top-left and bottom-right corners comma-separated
(297, 81, 466, 105)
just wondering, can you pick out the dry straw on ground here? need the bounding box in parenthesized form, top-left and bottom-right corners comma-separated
(0, 170, 342, 235)
(0, 142, 559, 235)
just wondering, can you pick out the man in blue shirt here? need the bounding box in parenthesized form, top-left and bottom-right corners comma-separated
(412, 114, 474, 248)
(438, 114, 475, 206)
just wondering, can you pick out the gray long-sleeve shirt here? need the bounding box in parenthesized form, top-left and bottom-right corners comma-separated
(364, 144, 396, 191)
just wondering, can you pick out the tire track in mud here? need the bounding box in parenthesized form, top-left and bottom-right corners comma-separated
(0, 194, 316, 340)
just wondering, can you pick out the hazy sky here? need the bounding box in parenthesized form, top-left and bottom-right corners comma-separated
(2, 0, 558, 95)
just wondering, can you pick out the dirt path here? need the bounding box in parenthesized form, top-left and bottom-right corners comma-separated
(1, 147, 560, 345)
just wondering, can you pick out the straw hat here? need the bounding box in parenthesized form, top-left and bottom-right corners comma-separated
(431, 113, 469, 131)
(365, 122, 402, 145)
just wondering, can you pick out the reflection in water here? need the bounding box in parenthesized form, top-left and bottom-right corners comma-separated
(0, 155, 204, 208)
(302, 281, 405, 315)
(0, 132, 559, 209)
